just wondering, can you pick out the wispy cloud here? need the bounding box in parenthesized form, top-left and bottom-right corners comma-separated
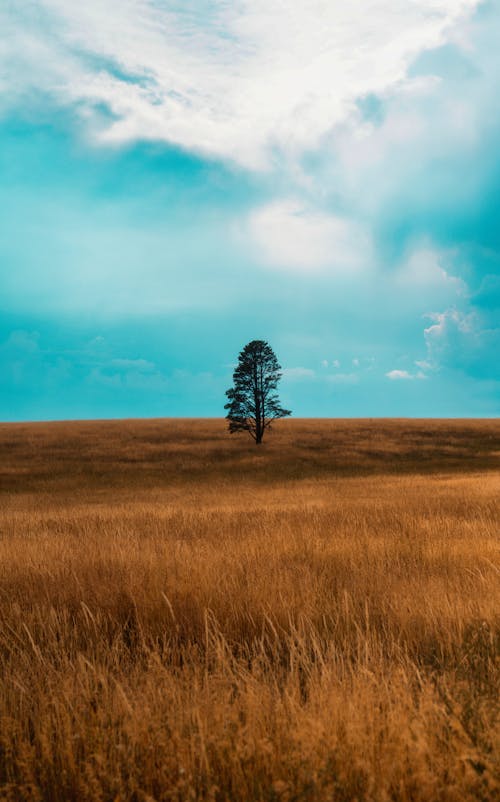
(0, 1, 479, 168)
(247, 199, 371, 271)
(395, 246, 466, 294)
(327, 372, 359, 385)
(386, 369, 427, 380)
(111, 358, 156, 373)
(282, 366, 316, 380)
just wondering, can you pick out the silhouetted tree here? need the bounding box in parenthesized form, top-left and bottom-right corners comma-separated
(225, 340, 291, 444)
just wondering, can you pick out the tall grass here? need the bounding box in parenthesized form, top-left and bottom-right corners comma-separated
(0, 419, 499, 801)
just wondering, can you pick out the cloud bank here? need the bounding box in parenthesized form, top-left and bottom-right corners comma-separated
(0, 0, 479, 168)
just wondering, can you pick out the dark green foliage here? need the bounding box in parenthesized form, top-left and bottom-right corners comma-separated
(225, 340, 291, 444)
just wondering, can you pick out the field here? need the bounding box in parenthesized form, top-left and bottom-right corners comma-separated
(0, 418, 499, 802)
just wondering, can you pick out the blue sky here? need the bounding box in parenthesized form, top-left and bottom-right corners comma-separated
(0, 0, 499, 420)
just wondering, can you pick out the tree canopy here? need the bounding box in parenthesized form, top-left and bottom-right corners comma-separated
(224, 340, 291, 444)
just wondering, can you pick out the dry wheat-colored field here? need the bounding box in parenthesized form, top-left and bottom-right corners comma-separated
(0, 418, 499, 802)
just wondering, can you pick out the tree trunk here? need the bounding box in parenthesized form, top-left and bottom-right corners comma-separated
(254, 374, 263, 444)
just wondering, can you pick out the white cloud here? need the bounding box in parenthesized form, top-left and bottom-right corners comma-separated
(111, 358, 156, 372)
(415, 359, 433, 371)
(386, 369, 427, 380)
(424, 308, 473, 342)
(422, 307, 500, 377)
(423, 308, 474, 368)
(331, 359, 340, 368)
(247, 199, 371, 271)
(386, 369, 410, 379)
(282, 366, 316, 380)
(0, 1, 479, 169)
(397, 245, 465, 292)
(396, 246, 466, 294)
(327, 372, 359, 384)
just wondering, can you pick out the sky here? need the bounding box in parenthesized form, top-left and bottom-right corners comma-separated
(0, 0, 499, 420)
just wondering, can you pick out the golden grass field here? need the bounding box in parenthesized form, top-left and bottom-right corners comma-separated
(0, 418, 499, 802)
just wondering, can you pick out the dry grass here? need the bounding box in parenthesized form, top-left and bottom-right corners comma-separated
(0, 418, 499, 802)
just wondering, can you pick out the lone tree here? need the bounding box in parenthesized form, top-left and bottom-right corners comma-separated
(225, 340, 291, 444)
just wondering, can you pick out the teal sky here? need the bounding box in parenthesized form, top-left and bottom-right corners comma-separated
(1, 1, 499, 420)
